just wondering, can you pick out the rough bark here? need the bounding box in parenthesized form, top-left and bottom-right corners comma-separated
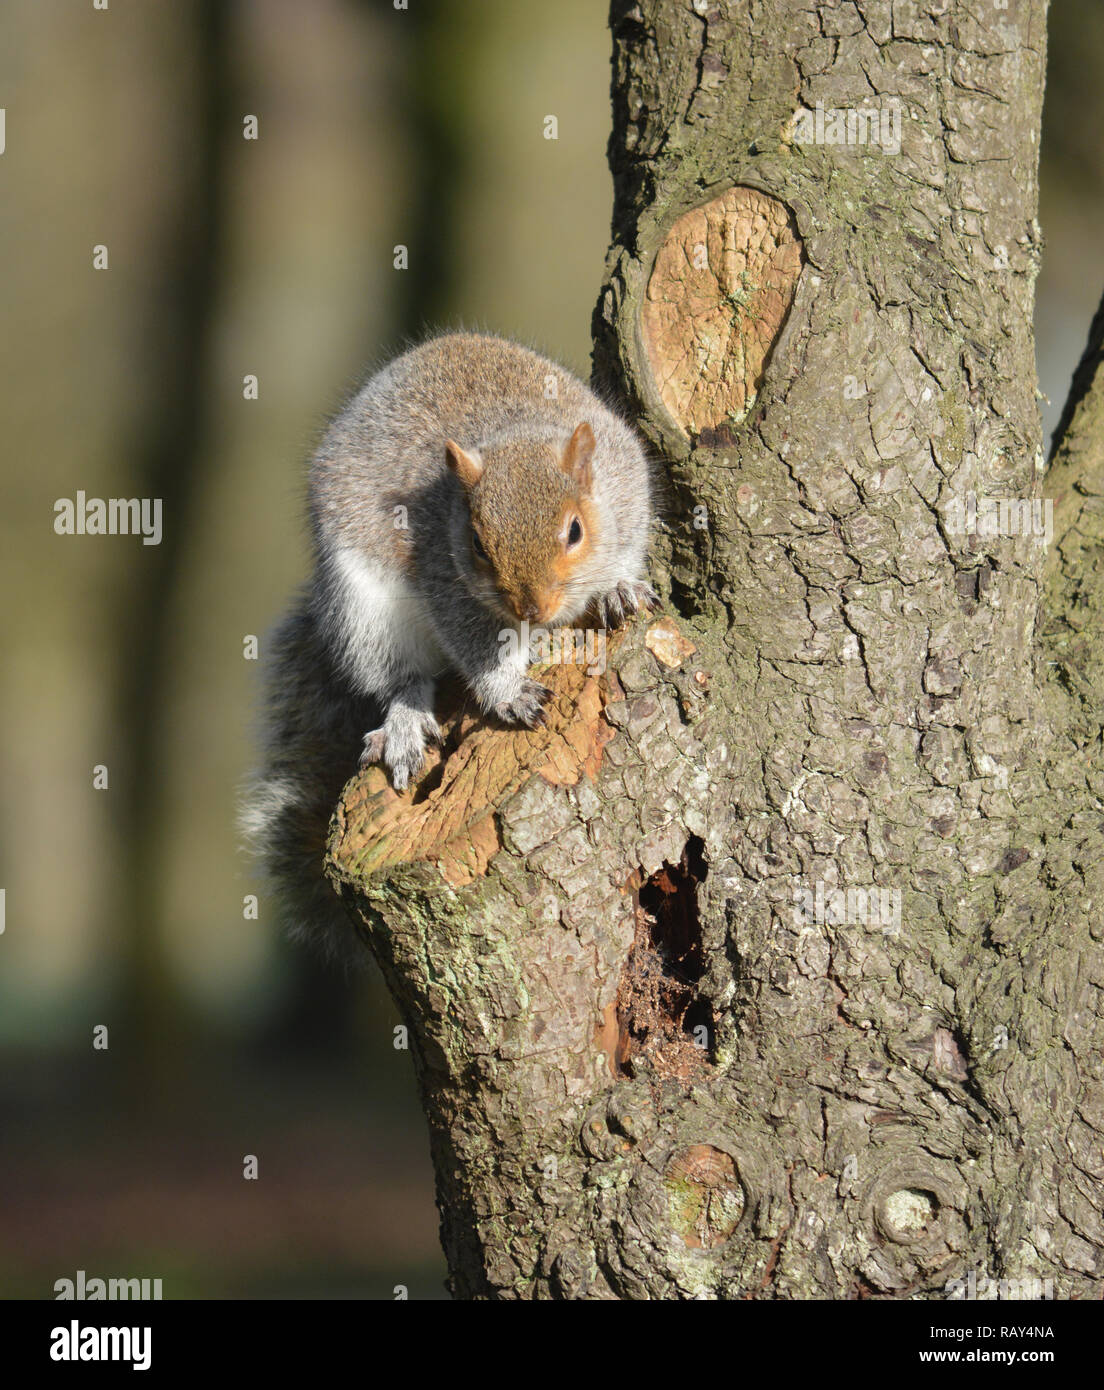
(328, 0, 1104, 1298)
(1044, 296, 1104, 719)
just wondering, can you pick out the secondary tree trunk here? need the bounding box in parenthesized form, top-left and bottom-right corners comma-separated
(328, 0, 1104, 1298)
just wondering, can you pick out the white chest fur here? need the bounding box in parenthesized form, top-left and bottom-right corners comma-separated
(331, 547, 445, 692)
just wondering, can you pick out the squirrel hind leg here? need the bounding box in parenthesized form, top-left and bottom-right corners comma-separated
(359, 675, 441, 791)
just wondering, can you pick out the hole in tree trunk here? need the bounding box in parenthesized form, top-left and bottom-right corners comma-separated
(616, 835, 713, 1082)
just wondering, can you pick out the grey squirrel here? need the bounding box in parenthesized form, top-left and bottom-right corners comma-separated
(242, 331, 656, 959)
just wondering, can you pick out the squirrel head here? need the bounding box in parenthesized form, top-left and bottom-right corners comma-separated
(445, 423, 598, 625)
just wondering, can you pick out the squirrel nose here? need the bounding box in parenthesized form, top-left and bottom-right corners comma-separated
(520, 602, 539, 621)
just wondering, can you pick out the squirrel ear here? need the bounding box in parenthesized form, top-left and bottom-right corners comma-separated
(445, 440, 483, 487)
(562, 422, 595, 491)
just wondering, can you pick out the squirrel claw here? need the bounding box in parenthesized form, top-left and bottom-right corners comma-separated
(597, 580, 659, 629)
(359, 729, 388, 767)
(359, 710, 440, 788)
(493, 678, 550, 729)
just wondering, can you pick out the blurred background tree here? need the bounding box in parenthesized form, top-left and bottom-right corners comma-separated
(0, 0, 1100, 1298)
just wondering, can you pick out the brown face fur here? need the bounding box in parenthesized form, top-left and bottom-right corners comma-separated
(449, 431, 595, 624)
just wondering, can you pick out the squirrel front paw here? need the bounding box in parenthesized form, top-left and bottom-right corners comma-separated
(492, 676, 551, 729)
(595, 580, 659, 629)
(359, 710, 442, 791)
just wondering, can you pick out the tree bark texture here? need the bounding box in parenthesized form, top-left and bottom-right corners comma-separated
(328, 0, 1104, 1298)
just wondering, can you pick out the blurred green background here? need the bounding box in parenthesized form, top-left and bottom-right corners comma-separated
(0, 0, 1100, 1299)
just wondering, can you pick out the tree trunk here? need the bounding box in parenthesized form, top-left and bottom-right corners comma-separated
(328, 0, 1104, 1298)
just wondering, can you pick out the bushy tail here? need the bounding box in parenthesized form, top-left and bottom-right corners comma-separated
(239, 591, 379, 967)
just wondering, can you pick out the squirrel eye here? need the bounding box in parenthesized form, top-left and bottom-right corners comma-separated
(566, 517, 583, 549)
(471, 530, 489, 562)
